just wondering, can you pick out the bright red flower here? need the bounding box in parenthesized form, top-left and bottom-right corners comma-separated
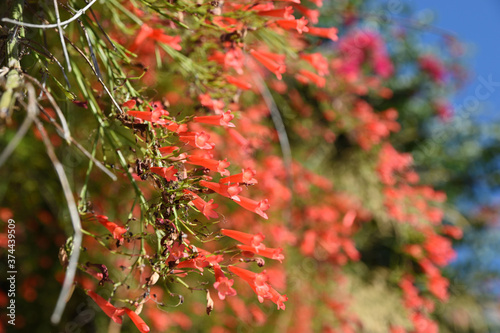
(295, 69, 326, 87)
(220, 168, 258, 185)
(123, 308, 150, 333)
(213, 265, 237, 300)
(193, 111, 235, 128)
(150, 166, 178, 182)
(126, 109, 170, 126)
(300, 53, 329, 75)
(250, 49, 286, 80)
(294, 4, 319, 24)
(428, 274, 449, 301)
(183, 189, 219, 220)
(276, 17, 309, 34)
(257, 6, 295, 20)
(273, 0, 300, 4)
(86, 290, 125, 324)
(198, 94, 225, 114)
(186, 155, 230, 176)
(95, 215, 127, 243)
(122, 99, 136, 109)
(177, 255, 210, 272)
(237, 244, 285, 263)
(225, 75, 252, 90)
(179, 131, 215, 150)
(269, 287, 288, 310)
(158, 146, 179, 156)
(130, 24, 181, 52)
(199, 180, 242, 201)
(307, 26, 338, 41)
(228, 266, 271, 302)
(227, 128, 250, 148)
(221, 229, 265, 247)
(233, 196, 270, 219)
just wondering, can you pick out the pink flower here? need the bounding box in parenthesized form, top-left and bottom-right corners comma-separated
(213, 265, 237, 300)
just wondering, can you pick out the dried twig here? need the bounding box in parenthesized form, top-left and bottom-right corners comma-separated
(1, 0, 98, 29)
(38, 104, 117, 181)
(33, 116, 82, 324)
(53, 0, 72, 72)
(23, 73, 71, 142)
(0, 84, 37, 168)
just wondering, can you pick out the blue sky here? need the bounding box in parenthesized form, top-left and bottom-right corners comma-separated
(410, 0, 500, 121)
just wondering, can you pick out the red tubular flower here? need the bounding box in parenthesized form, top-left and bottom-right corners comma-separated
(95, 215, 127, 243)
(183, 189, 219, 220)
(296, 69, 326, 87)
(221, 229, 265, 247)
(228, 266, 271, 301)
(294, 4, 319, 24)
(197, 248, 224, 265)
(126, 109, 170, 126)
(198, 94, 225, 114)
(227, 266, 285, 307)
(193, 111, 235, 127)
(158, 146, 179, 156)
(227, 128, 250, 148)
(150, 166, 178, 181)
(199, 180, 242, 201)
(220, 168, 258, 185)
(250, 49, 286, 80)
(186, 155, 230, 176)
(123, 308, 150, 333)
(177, 255, 210, 272)
(233, 196, 270, 219)
(269, 287, 288, 310)
(307, 26, 338, 41)
(225, 75, 252, 90)
(130, 24, 181, 52)
(86, 290, 125, 324)
(237, 244, 285, 263)
(273, 0, 300, 4)
(178, 131, 215, 149)
(308, 0, 323, 7)
(300, 53, 329, 75)
(257, 6, 295, 20)
(123, 100, 136, 109)
(213, 265, 237, 300)
(276, 17, 309, 34)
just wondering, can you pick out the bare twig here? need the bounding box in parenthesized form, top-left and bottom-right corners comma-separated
(0, 84, 37, 168)
(53, 0, 72, 72)
(33, 116, 82, 324)
(1, 0, 98, 29)
(85, 0, 117, 50)
(77, 18, 101, 80)
(38, 104, 117, 181)
(23, 73, 71, 142)
(64, 37, 124, 114)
